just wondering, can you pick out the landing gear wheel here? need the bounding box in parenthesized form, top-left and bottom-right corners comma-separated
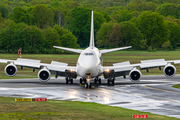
(83, 78, 86, 84)
(70, 79, 73, 84)
(66, 77, 68, 84)
(89, 84, 91, 89)
(94, 78, 97, 84)
(85, 83, 88, 89)
(80, 78, 83, 84)
(99, 78, 101, 84)
(112, 78, 115, 84)
(108, 79, 110, 84)
(85, 83, 91, 89)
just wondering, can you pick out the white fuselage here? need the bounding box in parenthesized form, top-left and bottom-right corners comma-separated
(76, 47, 103, 79)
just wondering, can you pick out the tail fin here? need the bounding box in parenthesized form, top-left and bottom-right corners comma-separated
(89, 11, 94, 49)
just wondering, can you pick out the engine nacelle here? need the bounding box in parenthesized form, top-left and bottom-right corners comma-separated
(38, 68, 51, 82)
(163, 64, 176, 77)
(129, 68, 142, 82)
(5, 64, 17, 77)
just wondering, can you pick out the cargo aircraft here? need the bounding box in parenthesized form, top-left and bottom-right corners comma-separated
(1, 11, 180, 88)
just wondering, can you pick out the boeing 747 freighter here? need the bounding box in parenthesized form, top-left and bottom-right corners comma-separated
(1, 11, 180, 88)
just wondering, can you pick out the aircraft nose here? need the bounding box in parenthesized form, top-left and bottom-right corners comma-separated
(82, 65, 98, 77)
(82, 62, 96, 73)
(79, 59, 99, 77)
(83, 62, 96, 69)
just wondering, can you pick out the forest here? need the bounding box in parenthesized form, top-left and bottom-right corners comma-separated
(0, 0, 180, 53)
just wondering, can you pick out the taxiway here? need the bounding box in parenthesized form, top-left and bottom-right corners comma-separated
(0, 75, 180, 118)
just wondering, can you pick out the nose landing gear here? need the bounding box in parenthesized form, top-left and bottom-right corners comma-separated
(85, 82, 91, 89)
(85, 76, 91, 89)
(80, 77, 91, 89)
(80, 77, 102, 89)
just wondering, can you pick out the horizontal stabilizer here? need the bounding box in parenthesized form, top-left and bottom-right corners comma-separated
(100, 46, 132, 54)
(53, 46, 83, 53)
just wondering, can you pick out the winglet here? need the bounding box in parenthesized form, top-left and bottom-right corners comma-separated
(89, 11, 94, 49)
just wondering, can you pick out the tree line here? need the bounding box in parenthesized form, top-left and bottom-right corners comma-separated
(97, 11, 180, 51)
(0, 4, 79, 53)
(0, 0, 180, 53)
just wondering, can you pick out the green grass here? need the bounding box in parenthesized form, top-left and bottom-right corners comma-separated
(172, 84, 180, 89)
(1, 50, 180, 79)
(0, 96, 178, 120)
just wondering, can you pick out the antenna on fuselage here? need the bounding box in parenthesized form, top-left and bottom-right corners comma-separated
(89, 11, 94, 49)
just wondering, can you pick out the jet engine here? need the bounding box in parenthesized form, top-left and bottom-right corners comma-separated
(163, 64, 176, 77)
(38, 68, 51, 82)
(5, 64, 17, 77)
(129, 68, 142, 82)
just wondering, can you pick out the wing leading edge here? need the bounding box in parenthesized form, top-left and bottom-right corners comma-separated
(100, 46, 132, 54)
(53, 46, 83, 53)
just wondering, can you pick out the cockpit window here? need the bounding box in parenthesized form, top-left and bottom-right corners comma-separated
(84, 53, 94, 55)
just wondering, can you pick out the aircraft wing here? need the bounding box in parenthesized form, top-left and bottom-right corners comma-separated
(103, 59, 180, 78)
(100, 46, 132, 54)
(0, 59, 15, 63)
(0, 58, 76, 76)
(53, 46, 83, 53)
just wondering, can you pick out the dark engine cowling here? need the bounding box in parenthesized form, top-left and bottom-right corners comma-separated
(38, 68, 51, 82)
(129, 68, 142, 82)
(5, 64, 17, 77)
(163, 64, 176, 77)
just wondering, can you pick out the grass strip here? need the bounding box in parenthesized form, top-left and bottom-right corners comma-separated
(172, 84, 180, 89)
(0, 96, 179, 120)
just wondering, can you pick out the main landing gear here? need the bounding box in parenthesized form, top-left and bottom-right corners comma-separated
(80, 78, 86, 84)
(66, 77, 73, 84)
(94, 77, 101, 84)
(107, 78, 115, 85)
(65, 70, 77, 84)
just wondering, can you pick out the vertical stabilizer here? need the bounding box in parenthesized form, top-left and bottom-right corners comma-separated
(89, 11, 94, 49)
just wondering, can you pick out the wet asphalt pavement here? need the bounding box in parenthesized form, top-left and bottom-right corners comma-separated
(0, 75, 180, 118)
